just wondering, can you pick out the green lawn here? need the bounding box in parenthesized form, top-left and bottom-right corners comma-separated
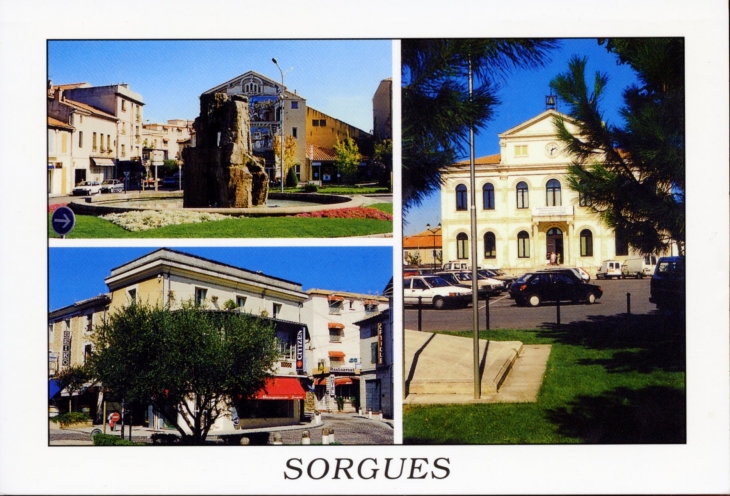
(369, 203, 393, 215)
(289, 186, 390, 195)
(404, 314, 686, 444)
(49, 214, 392, 238)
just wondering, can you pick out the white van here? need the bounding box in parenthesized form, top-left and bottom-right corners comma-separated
(621, 255, 657, 279)
(596, 260, 623, 280)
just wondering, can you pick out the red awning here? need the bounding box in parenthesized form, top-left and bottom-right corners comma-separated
(328, 351, 345, 359)
(254, 377, 306, 400)
(315, 378, 327, 386)
(328, 322, 345, 329)
(335, 377, 359, 386)
(363, 299, 379, 306)
(327, 295, 344, 302)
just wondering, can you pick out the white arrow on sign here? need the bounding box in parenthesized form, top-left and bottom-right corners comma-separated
(53, 213, 72, 230)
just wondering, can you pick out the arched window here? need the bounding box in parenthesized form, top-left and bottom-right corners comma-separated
(456, 184, 468, 211)
(578, 181, 593, 207)
(517, 231, 530, 258)
(546, 179, 562, 206)
(484, 232, 496, 258)
(516, 181, 529, 209)
(580, 229, 593, 257)
(482, 183, 495, 210)
(456, 233, 469, 259)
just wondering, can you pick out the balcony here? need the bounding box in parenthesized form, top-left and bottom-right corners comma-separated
(90, 149, 114, 158)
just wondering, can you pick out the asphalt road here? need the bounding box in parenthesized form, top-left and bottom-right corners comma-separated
(405, 277, 656, 331)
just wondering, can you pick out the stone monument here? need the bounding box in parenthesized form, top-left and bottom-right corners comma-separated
(183, 93, 268, 208)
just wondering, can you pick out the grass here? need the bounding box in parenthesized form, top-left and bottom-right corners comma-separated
(369, 203, 393, 215)
(49, 213, 392, 238)
(403, 313, 686, 444)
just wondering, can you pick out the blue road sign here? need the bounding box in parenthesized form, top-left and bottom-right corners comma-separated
(51, 206, 76, 237)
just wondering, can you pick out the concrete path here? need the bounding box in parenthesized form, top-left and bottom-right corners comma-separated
(404, 329, 551, 405)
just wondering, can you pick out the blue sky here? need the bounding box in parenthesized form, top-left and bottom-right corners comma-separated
(49, 247, 393, 310)
(402, 38, 641, 235)
(48, 40, 392, 133)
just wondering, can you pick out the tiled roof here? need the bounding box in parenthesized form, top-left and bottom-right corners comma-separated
(453, 153, 501, 167)
(48, 116, 74, 130)
(403, 228, 442, 249)
(308, 145, 336, 161)
(307, 289, 389, 302)
(61, 98, 118, 120)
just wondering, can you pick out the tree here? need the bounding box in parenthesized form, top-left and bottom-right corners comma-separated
(333, 136, 362, 183)
(273, 134, 298, 180)
(373, 139, 393, 188)
(549, 39, 684, 255)
(53, 364, 96, 413)
(92, 302, 279, 445)
(285, 164, 299, 187)
(402, 39, 558, 212)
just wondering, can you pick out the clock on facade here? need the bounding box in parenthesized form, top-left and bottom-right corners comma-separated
(545, 142, 560, 158)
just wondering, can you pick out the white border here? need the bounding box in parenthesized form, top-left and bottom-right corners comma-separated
(1, 1, 728, 494)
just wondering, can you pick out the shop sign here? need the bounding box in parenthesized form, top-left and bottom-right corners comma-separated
(328, 375, 335, 397)
(377, 322, 384, 365)
(62, 330, 71, 367)
(296, 327, 304, 371)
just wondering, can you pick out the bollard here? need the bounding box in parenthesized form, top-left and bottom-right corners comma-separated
(322, 427, 330, 445)
(378, 412, 383, 421)
(312, 412, 321, 425)
(417, 297, 423, 332)
(301, 430, 310, 445)
(367, 410, 372, 419)
(556, 297, 561, 327)
(329, 428, 335, 444)
(627, 292, 631, 316)
(271, 432, 283, 445)
(358, 408, 363, 416)
(485, 292, 490, 330)
(239, 436, 250, 446)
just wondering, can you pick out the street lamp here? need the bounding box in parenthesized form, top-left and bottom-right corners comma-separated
(426, 223, 441, 270)
(272, 57, 285, 193)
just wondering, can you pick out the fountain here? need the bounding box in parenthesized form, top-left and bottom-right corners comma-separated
(67, 91, 370, 218)
(182, 93, 268, 208)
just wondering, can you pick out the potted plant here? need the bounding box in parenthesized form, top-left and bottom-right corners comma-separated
(335, 396, 345, 412)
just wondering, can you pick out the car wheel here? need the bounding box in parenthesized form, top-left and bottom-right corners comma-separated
(433, 297, 446, 310)
(586, 292, 597, 304)
(527, 294, 540, 307)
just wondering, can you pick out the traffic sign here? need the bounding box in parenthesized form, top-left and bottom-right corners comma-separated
(51, 206, 76, 237)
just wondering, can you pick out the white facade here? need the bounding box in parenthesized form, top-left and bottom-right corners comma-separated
(302, 290, 389, 412)
(357, 309, 393, 419)
(440, 110, 624, 275)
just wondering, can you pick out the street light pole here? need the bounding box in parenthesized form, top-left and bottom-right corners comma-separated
(426, 223, 441, 270)
(272, 58, 285, 194)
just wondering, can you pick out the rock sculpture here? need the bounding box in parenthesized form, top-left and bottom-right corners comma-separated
(183, 93, 268, 208)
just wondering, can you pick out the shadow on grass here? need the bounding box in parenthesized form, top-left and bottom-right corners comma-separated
(536, 313, 686, 374)
(545, 385, 686, 443)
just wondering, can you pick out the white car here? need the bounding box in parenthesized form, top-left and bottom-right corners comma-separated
(100, 179, 123, 193)
(404, 275, 472, 310)
(72, 181, 101, 196)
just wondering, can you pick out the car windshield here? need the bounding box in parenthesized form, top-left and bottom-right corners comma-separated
(422, 276, 451, 288)
(102, 180, 114, 184)
(656, 261, 683, 276)
(515, 273, 533, 284)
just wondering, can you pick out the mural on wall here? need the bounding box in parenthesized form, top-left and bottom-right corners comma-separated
(248, 96, 278, 152)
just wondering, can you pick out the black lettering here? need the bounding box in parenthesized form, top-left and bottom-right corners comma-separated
(408, 458, 429, 479)
(307, 458, 329, 480)
(384, 458, 407, 480)
(358, 458, 379, 480)
(284, 458, 302, 480)
(333, 458, 354, 479)
(432, 458, 450, 479)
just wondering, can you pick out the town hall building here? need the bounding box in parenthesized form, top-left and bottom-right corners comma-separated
(440, 109, 630, 274)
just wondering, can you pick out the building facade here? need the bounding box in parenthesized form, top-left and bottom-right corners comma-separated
(372, 78, 392, 140)
(302, 290, 389, 413)
(440, 109, 635, 274)
(202, 71, 307, 181)
(355, 308, 393, 419)
(49, 249, 312, 432)
(403, 226, 442, 268)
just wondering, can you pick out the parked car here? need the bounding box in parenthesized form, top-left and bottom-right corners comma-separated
(162, 174, 180, 187)
(621, 255, 658, 279)
(538, 266, 591, 283)
(509, 271, 603, 307)
(481, 267, 519, 284)
(435, 271, 490, 298)
(404, 275, 472, 310)
(72, 180, 101, 196)
(436, 271, 504, 295)
(649, 256, 685, 313)
(99, 179, 123, 193)
(596, 260, 623, 280)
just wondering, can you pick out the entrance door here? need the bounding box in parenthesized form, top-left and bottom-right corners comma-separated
(365, 379, 381, 412)
(74, 169, 86, 186)
(546, 228, 564, 264)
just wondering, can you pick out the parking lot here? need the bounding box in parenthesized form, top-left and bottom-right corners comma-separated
(405, 277, 656, 331)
